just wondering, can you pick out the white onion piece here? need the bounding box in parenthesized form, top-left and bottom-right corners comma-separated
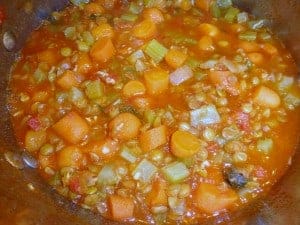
(219, 57, 247, 73)
(200, 59, 218, 69)
(170, 65, 193, 85)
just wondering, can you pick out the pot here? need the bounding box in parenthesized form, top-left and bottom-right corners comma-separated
(0, 1, 299, 224)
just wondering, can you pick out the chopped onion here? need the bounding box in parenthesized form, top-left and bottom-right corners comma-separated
(219, 57, 247, 73)
(170, 65, 193, 85)
(190, 104, 221, 127)
(199, 59, 218, 69)
(237, 12, 249, 23)
(132, 159, 157, 183)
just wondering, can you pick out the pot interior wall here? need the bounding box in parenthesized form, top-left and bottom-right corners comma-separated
(0, 0, 299, 224)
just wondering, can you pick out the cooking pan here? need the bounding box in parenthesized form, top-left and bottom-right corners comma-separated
(0, 0, 299, 224)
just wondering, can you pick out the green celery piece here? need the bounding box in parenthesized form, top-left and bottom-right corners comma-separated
(85, 80, 103, 99)
(121, 13, 138, 22)
(210, 2, 221, 18)
(144, 39, 168, 63)
(120, 146, 137, 163)
(224, 7, 239, 23)
(162, 162, 190, 183)
(239, 31, 257, 41)
(186, 57, 201, 70)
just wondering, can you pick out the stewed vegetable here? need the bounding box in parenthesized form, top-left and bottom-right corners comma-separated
(9, 0, 300, 224)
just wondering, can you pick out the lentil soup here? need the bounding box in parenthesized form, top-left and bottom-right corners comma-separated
(8, 0, 300, 224)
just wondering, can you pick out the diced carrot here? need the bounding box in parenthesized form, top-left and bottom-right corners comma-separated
(209, 70, 239, 95)
(144, 68, 169, 95)
(198, 36, 215, 52)
(25, 130, 47, 152)
(90, 38, 115, 63)
(84, 2, 104, 15)
(230, 24, 246, 33)
(198, 23, 220, 37)
(131, 97, 153, 110)
(165, 49, 188, 69)
(261, 43, 278, 55)
(123, 80, 146, 98)
(56, 70, 80, 90)
(238, 41, 260, 53)
(147, 179, 168, 206)
(108, 195, 135, 221)
(171, 130, 201, 158)
(142, 8, 164, 24)
(83, 138, 119, 160)
(109, 113, 142, 141)
(91, 23, 114, 40)
(195, 0, 212, 11)
(52, 111, 89, 144)
(133, 19, 157, 40)
(253, 85, 281, 108)
(139, 125, 167, 152)
(194, 183, 238, 213)
(77, 52, 93, 74)
(38, 49, 60, 66)
(57, 146, 84, 169)
(247, 52, 265, 66)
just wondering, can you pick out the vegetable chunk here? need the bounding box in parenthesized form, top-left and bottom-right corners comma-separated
(52, 111, 89, 144)
(190, 104, 221, 127)
(123, 80, 146, 98)
(57, 146, 84, 169)
(195, 183, 238, 213)
(139, 125, 167, 151)
(109, 113, 141, 141)
(25, 130, 47, 152)
(133, 19, 157, 39)
(108, 195, 135, 221)
(171, 130, 202, 158)
(253, 86, 281, 108)
(144, 68, 169, 95)
(90, 38, 115, 63)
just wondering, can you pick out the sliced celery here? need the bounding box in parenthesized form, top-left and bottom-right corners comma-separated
(186, 57, 201, 70)
(121, 13, 138, 22)
(144, 39, 168, 63)
(210, 2, 221, 18)
(120, 146, 137, 163)
(144, 110, 156, 125)
(132, 159, 157, 183)
(85, 80, 103, 99)
(239, 31, 257, 41)
(224, 7, 239, 23)
(162, 162, 190, 183)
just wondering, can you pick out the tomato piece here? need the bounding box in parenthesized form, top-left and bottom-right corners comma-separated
(27, 117, 41, 131)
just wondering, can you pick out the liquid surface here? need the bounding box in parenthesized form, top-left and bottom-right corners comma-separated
(8, 0, 300, 224)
